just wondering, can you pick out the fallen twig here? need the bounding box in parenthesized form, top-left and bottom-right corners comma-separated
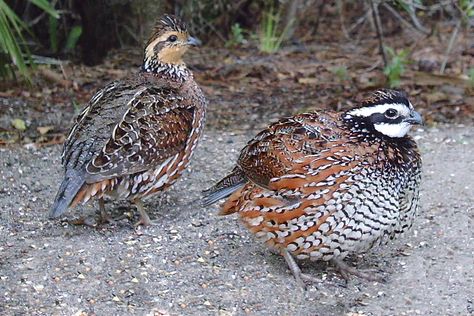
(382, 2, 430, 35)
(440, 20, 461, 74)
(37, 67, 72, 88)
(337, 0, 351, 40)
(406, 1, 430, 34)
(369, 0, 387, 67)
(347, 8, 372, 34)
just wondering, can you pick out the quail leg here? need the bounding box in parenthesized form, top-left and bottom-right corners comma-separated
(332, 259, 385, 282)
(97, 198, 131, 224)
(281, 249, 320, 289)
(133, 199, 152, 227)
(69, 198, 114, 227)
(98, 198, 114, 224)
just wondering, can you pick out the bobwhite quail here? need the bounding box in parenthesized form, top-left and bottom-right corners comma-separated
(202, 89, 422, 287)
(50, 15, 207, 226)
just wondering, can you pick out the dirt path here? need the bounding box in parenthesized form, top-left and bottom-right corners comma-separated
(0, 125, 473, 315)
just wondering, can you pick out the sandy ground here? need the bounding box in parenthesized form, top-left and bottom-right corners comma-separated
(0, 124, 473, 316)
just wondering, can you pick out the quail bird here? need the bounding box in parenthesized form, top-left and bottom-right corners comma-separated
(51, 15, 207, 226)
(202, 89, 422, 287)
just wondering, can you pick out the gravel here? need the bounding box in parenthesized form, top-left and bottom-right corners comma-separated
(0, 125, 473, 315)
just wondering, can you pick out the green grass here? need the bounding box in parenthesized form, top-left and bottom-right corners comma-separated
(468, 68, 474, 87)
(0, 0, 58, 82)
(64, 26, 82, 52)
(49, 15, 82, 54)
(258, 5, 290, 54)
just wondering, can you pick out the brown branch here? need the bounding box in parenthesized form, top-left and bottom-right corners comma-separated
(369, 0, 387, 67)
(337, 0, 351, 40)
(440, 20, 461, 74)
(382, 2, 430, 35)
(312, 0, 327, 35)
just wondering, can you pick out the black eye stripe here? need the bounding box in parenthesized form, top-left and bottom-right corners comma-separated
(370, 113, 404, 124)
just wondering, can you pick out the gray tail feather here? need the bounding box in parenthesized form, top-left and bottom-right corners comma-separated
(201, 167, 246, 207)
(49, 170, 85, 218)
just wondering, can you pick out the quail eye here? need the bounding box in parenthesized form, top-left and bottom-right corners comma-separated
(384, 108, 398, 118)
(168, 35, 178, 42)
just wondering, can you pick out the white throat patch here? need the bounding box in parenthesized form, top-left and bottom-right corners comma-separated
(374, 122, 412, 137)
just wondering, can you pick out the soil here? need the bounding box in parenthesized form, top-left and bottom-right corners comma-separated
(0, 19, 473, 315)
(1, 122, 473, 315)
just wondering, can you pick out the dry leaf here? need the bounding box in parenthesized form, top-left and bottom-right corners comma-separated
(37, 126, 54, 135)
(298, 77, 318, 84)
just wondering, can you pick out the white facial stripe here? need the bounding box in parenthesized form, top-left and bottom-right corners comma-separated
(374, 122, 412, 138)
(347, 103, 410, 117)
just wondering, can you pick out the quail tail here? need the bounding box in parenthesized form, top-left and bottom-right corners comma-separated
(201, 167, 246, 207)
(50, 169, 85, 218)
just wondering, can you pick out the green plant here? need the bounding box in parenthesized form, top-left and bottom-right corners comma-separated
(0, 0, 58, 82)
(64, 26, 82, 52)
(392, 0, 423, 13)
(225, 23, 246, 48)
(49, 16, 82, 53)
(468, 68, 474, 87)
(331, 65, 349, 82)
(48, 13, 59, 53)
(383, 46, 410, 88)
(258, 5, 290, 54)
(459, 0, 474, 18)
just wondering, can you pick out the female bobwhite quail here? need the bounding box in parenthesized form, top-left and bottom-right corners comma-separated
(202, 89, 422, 287)
(50, 15, 207, 226)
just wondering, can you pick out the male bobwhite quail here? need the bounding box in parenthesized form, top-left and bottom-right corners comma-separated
(202, 89, 422, 287)
(50, 15, 207, 226)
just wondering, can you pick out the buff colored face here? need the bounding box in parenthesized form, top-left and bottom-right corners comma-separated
(145, 30, 199, 65)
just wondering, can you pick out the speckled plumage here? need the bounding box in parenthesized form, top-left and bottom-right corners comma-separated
(51, 15, 207, 224)
(203, 89, 422, 285)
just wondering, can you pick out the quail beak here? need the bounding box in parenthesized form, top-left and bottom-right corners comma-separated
(404, 110, 423, 125)
(187, 36, 202, 47)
